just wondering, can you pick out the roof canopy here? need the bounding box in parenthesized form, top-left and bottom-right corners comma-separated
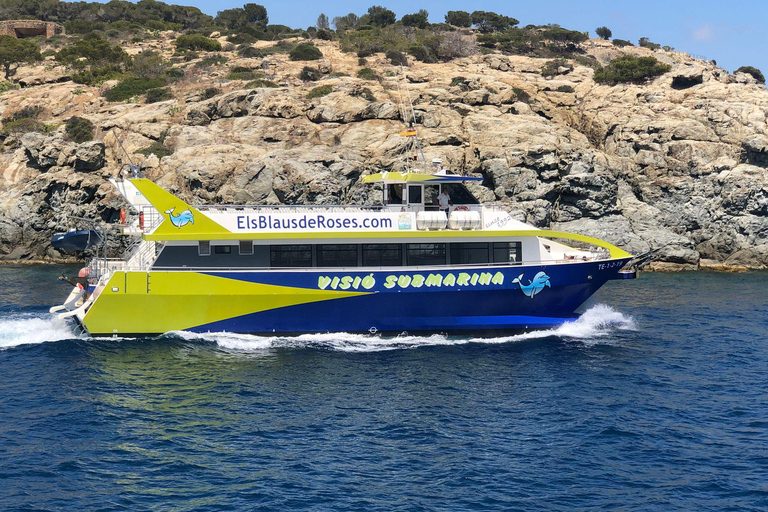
(362, 172, 483, 184)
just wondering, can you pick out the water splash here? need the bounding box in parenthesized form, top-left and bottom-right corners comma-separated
(0, 313, 78, 349)
(180, 304, 636, 353)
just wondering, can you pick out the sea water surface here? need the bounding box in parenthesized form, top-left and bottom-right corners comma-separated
(1, 265, 767, 511)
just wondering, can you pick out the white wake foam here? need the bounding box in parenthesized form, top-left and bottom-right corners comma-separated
(178, 304, 636, 353)
(0, 313, 78, 349)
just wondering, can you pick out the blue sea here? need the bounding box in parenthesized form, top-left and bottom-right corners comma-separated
(1, 265, 767, 511)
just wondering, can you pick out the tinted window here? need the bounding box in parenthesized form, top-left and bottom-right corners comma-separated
(387, 184, 404, 204)
(407, 243, 446, 266)
(317, 244, 358, 267)
(408, 185, 422, 204)
(493, 242, 523, 263)
(450, 243, 489, 264)
(214, 245, 232, 255)
(362, 244, 402, 266)
(442, 183, 479, 205)
(271, 245, 312, 267)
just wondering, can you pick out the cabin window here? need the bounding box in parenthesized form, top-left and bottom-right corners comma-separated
(362, 244, 402, 266)
(442, 183, 479, 205)
(214, 245, 232, 255)
(450, 243, 489, 264)
(239, 241, 253, 255)
(406, 243, 446, 266)
(387, 184, 404, 205)
(493, 242, 523, 264)
(198, 241, 210, 256)
(270, 245, 312, 267)
(317, 244, 358, 267)
(424, 185, 440, 208)
(408, 185, 422, 204)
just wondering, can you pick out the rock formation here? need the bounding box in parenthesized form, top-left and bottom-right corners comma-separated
(0, 37, 766, 270)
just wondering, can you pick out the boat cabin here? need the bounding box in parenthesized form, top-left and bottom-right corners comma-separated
(365, 171, 483, 213)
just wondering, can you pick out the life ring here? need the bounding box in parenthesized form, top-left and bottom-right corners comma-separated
(454, 206, 469, 211)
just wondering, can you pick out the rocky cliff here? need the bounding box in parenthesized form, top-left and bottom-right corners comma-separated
(1, 36, 767, 269)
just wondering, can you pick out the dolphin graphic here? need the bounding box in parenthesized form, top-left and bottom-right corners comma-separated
(165, 207, 194, 228)
(513, 271, 551, 298)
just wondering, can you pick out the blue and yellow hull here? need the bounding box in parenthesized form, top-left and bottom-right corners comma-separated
(80, 259, 633, 337)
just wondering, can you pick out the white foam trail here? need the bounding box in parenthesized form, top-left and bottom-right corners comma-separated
(178, 304, 636, 353)
(468, 303, 637, 345)
(0, 313, 78, 349)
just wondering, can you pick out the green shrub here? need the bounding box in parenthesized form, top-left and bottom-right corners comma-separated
(145, 87, 173, 103)
(351, 86, 375, 101)
(136, 141, 172, 158)
(407, 44, 435, 63)
(735, 66, 765, 83)
(72, 66, 122, 85)
(5, 105, 44, 122)
(246, 79, 278, 88)
(0, 81, 20, 94)
(307, 84, 333, 98)
(1, 117, 48, 136)
(64, 116, 94, 143)
(357, 67, 378, 80)
(638, 37, 660, 50)
(228, 33, 256, 45)
(555, 85, 575, 93)
(195, 55, 228, 67)
(450, 76, 466, 87)
(227, 70, 257, 80)
(56, 33, 129, 85)
(511, 87, 530, 103)
(289, 43, 323, 61)
(132, 50, 169, 79)
(104, 77, 167, 102)
(541, 58, 573, 77)
(175, 34, 222, 52)
(386, 49, 407, 66)
(612, 39, 633, 47)
(593, 55, 671, 85)
(201, 87, 220, 99)
(571, 54, 600, 69)
(300, 66, 321, 81)
(165, 67, 185, 81)
(237, 46, 261, 58)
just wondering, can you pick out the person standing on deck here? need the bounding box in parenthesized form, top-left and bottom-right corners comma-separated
(437, 188, 452, 217)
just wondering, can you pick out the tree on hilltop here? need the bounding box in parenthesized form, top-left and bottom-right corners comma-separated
(316, 13, 329, 30)
(402, 10, 429, 29)
(215, 3, 268, 31)
(470, 11, 518, 33)
(735, 66, 765, 83)
(365, 5, 396, 27)
(596, 26, 612, 40)
(445, 10, 472, 27)
(0, 35, 41, 80)
(332, 13, 359, 31)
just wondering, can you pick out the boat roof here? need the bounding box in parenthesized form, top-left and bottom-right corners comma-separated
(362, 172, 483, 184)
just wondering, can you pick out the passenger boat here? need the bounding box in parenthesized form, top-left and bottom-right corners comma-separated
(52, 164, 638, 337)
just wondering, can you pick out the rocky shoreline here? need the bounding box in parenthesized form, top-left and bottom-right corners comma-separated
(0, 37, 766, 270)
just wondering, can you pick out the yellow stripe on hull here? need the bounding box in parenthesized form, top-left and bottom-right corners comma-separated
(83, 271, 370, 335)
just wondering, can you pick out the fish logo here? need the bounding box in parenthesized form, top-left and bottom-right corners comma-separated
(165, 207, 195, 228)
(513, 271, 551, 298)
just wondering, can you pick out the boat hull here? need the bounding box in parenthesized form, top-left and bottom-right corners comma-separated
(79, 258, 632, 337)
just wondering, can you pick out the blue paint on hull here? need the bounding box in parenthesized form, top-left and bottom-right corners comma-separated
(190, 259, 631, 334)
